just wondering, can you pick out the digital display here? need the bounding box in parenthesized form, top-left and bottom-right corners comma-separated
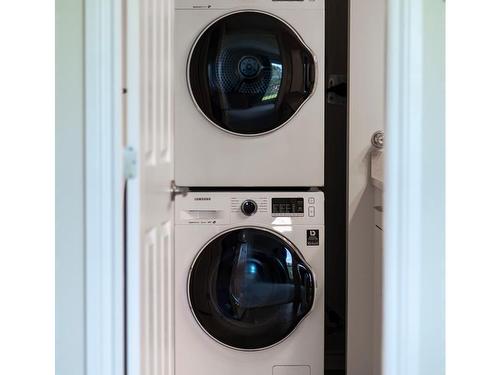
(272, 198, 304, 216)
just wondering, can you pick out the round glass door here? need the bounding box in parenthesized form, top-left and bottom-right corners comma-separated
(188, 227, 315, 351)
(188, 11, 316, 136)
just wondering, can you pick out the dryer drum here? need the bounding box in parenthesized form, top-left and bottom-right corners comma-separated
(188, 11, 316, 136)
(188, 227, 315, 351)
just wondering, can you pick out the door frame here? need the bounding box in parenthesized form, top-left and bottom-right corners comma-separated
(84, 0, 125, 374)
(384, 0, 445, 374)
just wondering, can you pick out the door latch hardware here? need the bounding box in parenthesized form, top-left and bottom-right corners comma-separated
(371, 130, 384, 149)
(123, 146, 137, 180)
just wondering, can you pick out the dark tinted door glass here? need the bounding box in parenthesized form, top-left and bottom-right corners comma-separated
(188, 228, 315, 350)
(188, 12, 316, 135)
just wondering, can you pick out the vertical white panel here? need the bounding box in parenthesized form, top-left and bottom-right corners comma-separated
(160, 224, 168, 375)
(142, 229, 155, 375)
(141, 0, 172, 167)
(142, 0, 154, 165)
(160, 222, 173, 375)
(126, 0, 142, 373)
(140, 223, 173, 375)
(159, 1, 174, 162)
(372, 225, 383, 375)
(158, 0, 165, 161)
(56, 0, 85, 373)
(348, 0, 386, 374)
(85, 0, 125, 374)
(153, 227, 160, 375)
(151, 0, 158, 168)
(149, 229, 158, 375)
(159, 0, 170, 162)
(384, 0, 445, 375)
(127, 0, 175, 375)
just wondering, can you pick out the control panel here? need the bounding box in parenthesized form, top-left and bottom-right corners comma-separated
(175, 0, 324, 11)
(241, 200, 258, 216)
(175, 192, 324, 226)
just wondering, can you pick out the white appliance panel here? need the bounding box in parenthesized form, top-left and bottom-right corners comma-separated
(174, 192, 324, 375)
(174, 6, 325, 187)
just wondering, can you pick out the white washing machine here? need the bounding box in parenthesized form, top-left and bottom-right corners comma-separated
(174, 191, 324, 375)
(174, 0, 325, 187)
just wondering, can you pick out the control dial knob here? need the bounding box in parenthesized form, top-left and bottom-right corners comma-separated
(241, 200, 258, 216)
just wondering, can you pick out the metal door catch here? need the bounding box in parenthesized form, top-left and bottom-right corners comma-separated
(124, 146, 137, 180)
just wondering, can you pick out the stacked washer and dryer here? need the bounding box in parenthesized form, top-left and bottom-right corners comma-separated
(173, 1, 325, 375)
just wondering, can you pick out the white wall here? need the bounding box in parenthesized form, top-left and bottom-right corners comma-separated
(55, 0, 86, 374)
(348, 0, 386, 374)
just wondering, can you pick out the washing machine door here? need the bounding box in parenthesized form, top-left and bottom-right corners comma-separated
(188, 11, 316, 136)
(188, 227, 315, 351)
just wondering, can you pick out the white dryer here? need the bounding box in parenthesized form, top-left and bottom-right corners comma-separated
(174, 1, 325, 187)
(174, 191, 324, 375)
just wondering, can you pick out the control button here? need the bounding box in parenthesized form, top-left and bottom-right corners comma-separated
(308, 197, 315, 204)
(308, 206, 315, 217)
(241, 200, 258, 216)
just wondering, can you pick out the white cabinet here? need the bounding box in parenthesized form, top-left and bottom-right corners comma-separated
(373, 188, 383, 375)
(372, 151, 384, 375)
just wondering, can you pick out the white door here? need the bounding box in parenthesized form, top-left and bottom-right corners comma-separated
(125, 0, 175, 375)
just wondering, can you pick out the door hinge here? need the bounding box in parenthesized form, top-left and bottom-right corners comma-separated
(170, 181, 188, 200)
(327, 74, 347, 106)
(123, 146, 138, 180)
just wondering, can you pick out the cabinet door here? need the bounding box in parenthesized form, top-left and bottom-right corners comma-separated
(373, 224, 383, 375)
(126, 0, 175, 374)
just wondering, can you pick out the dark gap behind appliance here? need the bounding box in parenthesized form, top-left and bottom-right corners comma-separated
(324, 1, 348, 374)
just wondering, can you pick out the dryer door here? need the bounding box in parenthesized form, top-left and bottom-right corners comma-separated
(188, 11, 316, 136)
(188, 227, 315, 351)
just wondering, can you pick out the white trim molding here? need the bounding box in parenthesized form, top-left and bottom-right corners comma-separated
(384, 0, 445, 374)
(125, 0, 141, 373)
(85, 0, 125, 374)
